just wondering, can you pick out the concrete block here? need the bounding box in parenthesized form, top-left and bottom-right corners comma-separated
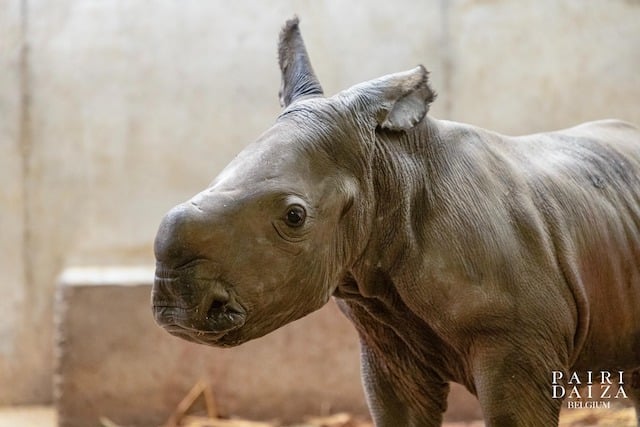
(54, 267, 367, 427)
(54, 267, 481, 426)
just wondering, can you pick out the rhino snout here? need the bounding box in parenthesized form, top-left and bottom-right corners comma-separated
(153, 201, 247, 346)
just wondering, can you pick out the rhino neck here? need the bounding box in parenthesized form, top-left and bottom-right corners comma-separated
(348, 115, 453, 298)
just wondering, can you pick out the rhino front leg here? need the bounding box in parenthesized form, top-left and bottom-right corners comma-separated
(473, 344, 563, 427)
(361, 343, 449, 427)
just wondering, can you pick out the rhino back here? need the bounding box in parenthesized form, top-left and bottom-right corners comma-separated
(518, 119, 640, 370)
(435, 119, 640, 368)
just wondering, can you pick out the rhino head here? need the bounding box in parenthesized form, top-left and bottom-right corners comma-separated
(152, 17, 435, 347)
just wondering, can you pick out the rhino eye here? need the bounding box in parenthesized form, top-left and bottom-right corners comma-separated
(284, 205, 306, 228)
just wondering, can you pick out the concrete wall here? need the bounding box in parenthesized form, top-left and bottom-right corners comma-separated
(448, 0, 640, 134)
(2, 0, 640, 405)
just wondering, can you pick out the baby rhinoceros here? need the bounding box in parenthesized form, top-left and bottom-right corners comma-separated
(152, 17, 640, 427)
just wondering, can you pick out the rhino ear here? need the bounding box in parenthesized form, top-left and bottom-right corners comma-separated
(278, 16, 324, 108)
(365, 65, 436, 132)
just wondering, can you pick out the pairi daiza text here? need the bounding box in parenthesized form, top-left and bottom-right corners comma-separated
(551, 370, 629, 399)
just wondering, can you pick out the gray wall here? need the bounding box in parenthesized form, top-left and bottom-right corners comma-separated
(2, 0, 639, 404)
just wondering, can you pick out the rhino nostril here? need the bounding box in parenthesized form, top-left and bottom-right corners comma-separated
(207, 291, 231, 319)
(209, 299, 227, 311)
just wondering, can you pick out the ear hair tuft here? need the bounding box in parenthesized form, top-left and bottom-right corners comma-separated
(277, 16, 324, 108)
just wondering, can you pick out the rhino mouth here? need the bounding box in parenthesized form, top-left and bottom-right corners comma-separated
(153, 304, 246, 344)
(152, 270, 247, 346)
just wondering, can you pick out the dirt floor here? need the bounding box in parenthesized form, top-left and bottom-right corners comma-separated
(0, 406, 56, 427)
(0, 406, 636, 427)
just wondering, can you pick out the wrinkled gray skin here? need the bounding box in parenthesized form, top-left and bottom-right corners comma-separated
(153, 17, 640, 427)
